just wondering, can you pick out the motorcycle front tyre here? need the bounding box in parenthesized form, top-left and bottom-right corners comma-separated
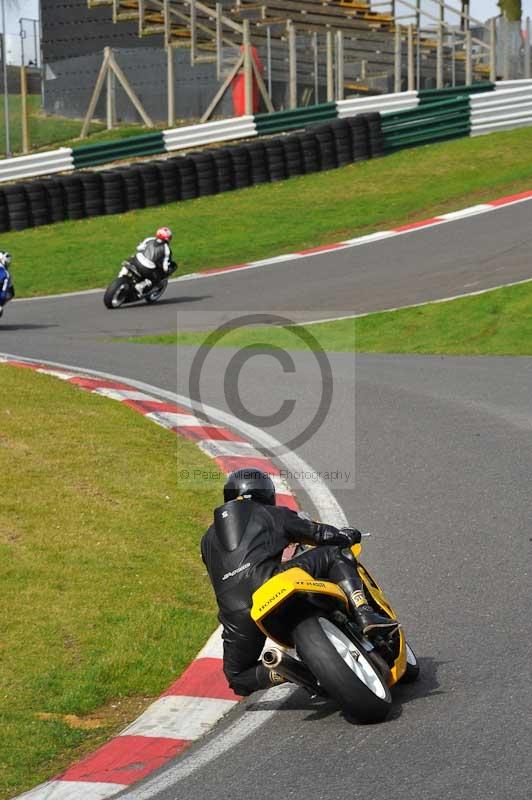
(294, 615, 392, 723)
(145, 279, 168, 304)
(104, 278, 131, 309)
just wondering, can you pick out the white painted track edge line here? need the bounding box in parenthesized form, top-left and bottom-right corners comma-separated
(298, 277, 532, 326)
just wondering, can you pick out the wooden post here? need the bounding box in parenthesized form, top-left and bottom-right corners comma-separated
(81, 46, 154, 137)
(20, 64, 30, 154)
(489, 17, 496, 82)
(201, 52, 244, 122)
(250, 50, 275, 112)
(394, 24, 402, 93)
(436, 23, 443, 88)
(407, 25, 414, 91)
(313, 32, 319, 103)
(336, 29, 344, 100)
(216, 3, 222, 81)
(109, 51, 153, 126)
(81, 47, 112, 138)
(164, 0, 174, 126)
(326, 30, 334, 102)
(190, 0, 197, 66)
(451, 30, 456, 86)
(288, 21, 297, 109)
(106, 66, 115, 130)
(167, 45, 175, 126)
(465, 29, 472, 85)
(266, 26, 272, 98)
(243, 19, 253, 115)
(525, 17, 531, 80)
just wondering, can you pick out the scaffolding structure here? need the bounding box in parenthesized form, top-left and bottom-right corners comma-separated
(86, 0, 531, 119)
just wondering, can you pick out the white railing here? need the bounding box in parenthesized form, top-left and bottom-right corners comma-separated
(0, 148, 74, 183)
(337, 91, 419, 119)
(163, 116, 257, 151)
(471, 83, 532, 136)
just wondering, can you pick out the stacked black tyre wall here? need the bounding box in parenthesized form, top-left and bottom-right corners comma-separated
(346, 117, 370, 162)
(176, 157, 198, 201)
(227, 146, 252, 189)
(330, 119, 353, 167)
(264, 139, 287, 182)
(365, 112, 385, 158)
(0, 191, 9, 233)
(190, 153, 218, 197)
(212, 149, 235, 193)
(245, 141, 269, 184)
(299, 132, 321, 174)
(282, 136, 304, 177)
(0, 112, 378, 232)
(25, 182, 51, 228)
(79, 172, 104, 217)
(101, 171, 126, 215)
(311, 124, 338, 171)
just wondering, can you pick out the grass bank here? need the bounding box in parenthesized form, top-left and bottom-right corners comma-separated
(0, 95, 160, 156)
(0, 365, 222, 799)
(124, 280, 532, 356)
(5, 127, 532, 297)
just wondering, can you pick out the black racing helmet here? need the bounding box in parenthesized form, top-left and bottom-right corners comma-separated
(223, 468, 276, 506)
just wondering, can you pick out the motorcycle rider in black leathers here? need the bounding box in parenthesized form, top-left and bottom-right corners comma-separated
(201, 468, 399, 697)
(131, 226, 177, 297)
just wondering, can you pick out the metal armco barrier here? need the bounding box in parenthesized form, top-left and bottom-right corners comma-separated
(337, 92, 419, 118)
(255, 103, 337, 135)
(382, 96, 471, 151)
(3, 81, 532, 193)
(0, 148, 74, 184)
(470, 84, 532, 136)
(418, 81, 494, 104)
(0, 114, 379, 233)
(163, 117, 256, 151)
(72, 132, 165, 168)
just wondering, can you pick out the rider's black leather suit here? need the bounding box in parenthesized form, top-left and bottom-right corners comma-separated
(201, 498, 360, 696)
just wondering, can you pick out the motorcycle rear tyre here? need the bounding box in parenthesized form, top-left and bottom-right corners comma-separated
(104, 278, 131, 309)
(294, 615, 392, 723)
(145, 279, 168, 304)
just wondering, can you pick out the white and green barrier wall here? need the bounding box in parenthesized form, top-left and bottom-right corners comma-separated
(1, 79, 532, 232)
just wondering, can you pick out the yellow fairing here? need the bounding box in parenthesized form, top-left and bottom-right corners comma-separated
(251, 567, 348, 641)
(355, 557, 407, 685)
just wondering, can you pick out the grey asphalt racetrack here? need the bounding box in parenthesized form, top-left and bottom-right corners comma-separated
(3, 199, 532, 800)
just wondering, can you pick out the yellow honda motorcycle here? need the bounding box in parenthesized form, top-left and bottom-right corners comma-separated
(251, 536, 419, 723)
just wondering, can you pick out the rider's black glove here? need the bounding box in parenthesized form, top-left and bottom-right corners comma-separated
(315, 525, 361, 547)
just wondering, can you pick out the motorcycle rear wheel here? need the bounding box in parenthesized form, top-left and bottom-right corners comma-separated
(104, 278, 131, 309)
(145, 279, 168, 304)
(294, 615, 392, 723)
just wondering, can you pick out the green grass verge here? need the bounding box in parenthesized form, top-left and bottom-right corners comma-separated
(0, 96, 162, 156)
(0, 365, 223, 800)
(5, 126, 532, 298)
(124, 280, 532, 356)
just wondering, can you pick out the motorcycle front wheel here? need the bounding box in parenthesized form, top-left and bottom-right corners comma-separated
(294, 615, 392, 723)
(145, 279, 168, 304)
(104, 278, 131, 309)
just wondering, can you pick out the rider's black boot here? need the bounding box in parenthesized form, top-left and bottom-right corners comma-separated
(338, 580, 400, 638)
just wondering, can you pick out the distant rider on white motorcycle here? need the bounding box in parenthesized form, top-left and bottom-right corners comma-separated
(0, 251, 14, 318)
(130, 227, 177, 297)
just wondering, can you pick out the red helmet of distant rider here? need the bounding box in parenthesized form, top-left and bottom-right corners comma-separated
(156, 227, 173, 242)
